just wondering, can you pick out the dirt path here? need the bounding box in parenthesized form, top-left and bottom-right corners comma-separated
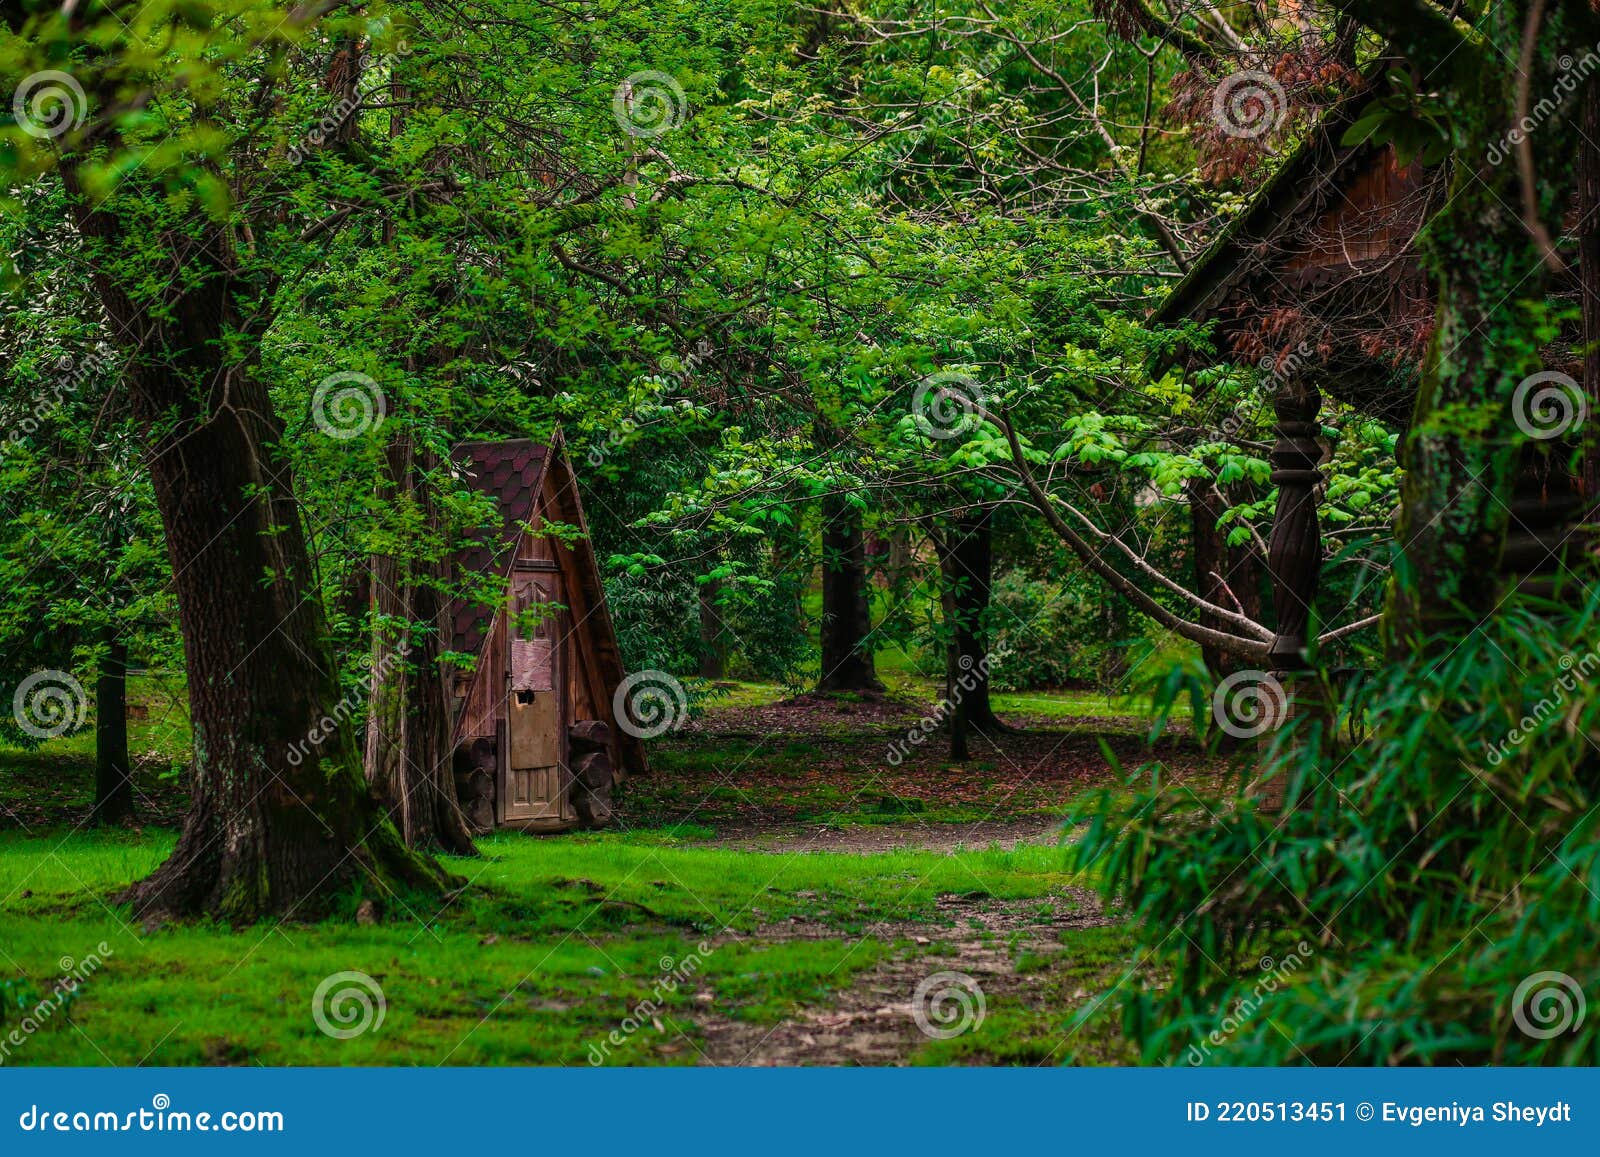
(691, 887, 1112, 1065)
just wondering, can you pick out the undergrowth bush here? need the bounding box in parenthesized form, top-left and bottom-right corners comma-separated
(989, 569, 1147, 691)
(1069, 594, 1600, 1064)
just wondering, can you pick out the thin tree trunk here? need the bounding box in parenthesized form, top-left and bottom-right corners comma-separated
(934, 508, 1005, 738)
(889, 528, 915, 587)
(93, 626, 134, 826)
(698, 573, 727, 679)
(1188, 480, 1263, 680)
(364, 437, 477, 855)
(946, 685, 970, 762)
(1581, 78, 1600, 502)
(864, 531, 892, 587)
(1097, 579, 1130, 692)
(817, 495, 883, 693)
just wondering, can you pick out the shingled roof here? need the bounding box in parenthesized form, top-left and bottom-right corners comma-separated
(1151, 71, 1438, 426)
(447, 439, 551, 658)
(443, 434, 650, 777)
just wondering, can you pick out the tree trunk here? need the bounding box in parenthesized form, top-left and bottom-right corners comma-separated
(1373, 3, 1583, 647)
(817, 495, 883, 693)
(698, 573, 727, 679)
(888, 528, 914, 584)
(934, 508, 1006, 738)
(93, 626, 134, 826)
(364, 436, 477, 855)
(1266, 380, 1324, 673)
(120, 363, 450, 921)
(864, 531, 893, 587)
(63, 183, 452, 921)
(1097, 582, 1131, 691)
(946, 689, 970, 762)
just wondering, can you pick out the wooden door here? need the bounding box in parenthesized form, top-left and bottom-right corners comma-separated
(501, 570, 569, 823)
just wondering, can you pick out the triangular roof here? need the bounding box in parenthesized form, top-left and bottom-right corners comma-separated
(446, 433, 648, 775)
(448, 439, 550, 658)
(1152, 75, 1436, 426)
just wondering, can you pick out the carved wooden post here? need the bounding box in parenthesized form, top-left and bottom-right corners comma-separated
(1266, 378, 1323, 715)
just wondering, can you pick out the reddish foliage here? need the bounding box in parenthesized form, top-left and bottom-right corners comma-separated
(1168, 48, 1363, 185)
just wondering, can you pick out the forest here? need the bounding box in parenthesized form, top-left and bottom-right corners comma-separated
(0, 0, 1595, 1071)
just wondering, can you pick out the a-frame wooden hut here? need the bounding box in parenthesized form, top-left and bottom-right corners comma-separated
(445, 433, 647, 834)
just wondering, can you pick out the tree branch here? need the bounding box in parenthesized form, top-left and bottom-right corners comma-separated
(1322, 0, 1477, 77)
(997, 411, 1271, 661)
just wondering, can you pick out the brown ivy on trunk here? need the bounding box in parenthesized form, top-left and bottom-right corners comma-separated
(1330, 0, 1592, 647)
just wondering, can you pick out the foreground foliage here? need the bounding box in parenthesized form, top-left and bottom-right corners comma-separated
(1073, 593, 1600, 1065)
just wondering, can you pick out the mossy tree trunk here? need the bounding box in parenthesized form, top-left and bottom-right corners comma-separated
(1332, 0, 1592, 647)
(64, 191, 453, 923)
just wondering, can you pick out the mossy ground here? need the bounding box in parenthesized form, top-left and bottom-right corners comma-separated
(0, 674, 1204, 1066)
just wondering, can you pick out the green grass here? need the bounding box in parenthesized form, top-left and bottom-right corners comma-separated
(0, 674, 192, 829)
(0, 660, 1170, 1066)
(689, 674, 1187, 727)
(0, 826, 1129, 1066)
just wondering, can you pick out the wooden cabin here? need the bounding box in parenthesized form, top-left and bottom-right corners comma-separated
(445, 434, 647, 834)
(1153, 80, 1589, 671)
(1152, 84, 1440, 428)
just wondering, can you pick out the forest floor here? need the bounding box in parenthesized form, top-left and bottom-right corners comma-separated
(0, 675, 1221, 1066)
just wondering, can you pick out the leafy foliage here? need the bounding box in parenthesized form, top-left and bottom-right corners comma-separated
(1071, 592, 1600, 1064)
